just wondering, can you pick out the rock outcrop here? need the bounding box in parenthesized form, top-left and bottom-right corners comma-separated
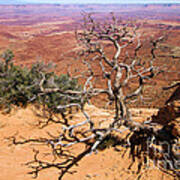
(152, 85, 180, 137)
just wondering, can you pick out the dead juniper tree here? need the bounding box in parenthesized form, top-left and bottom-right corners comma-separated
(9, 13, 180, 179)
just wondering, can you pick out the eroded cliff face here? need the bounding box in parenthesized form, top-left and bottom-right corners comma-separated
(151, 86, 180, 138)
(166, 100, 180, 137)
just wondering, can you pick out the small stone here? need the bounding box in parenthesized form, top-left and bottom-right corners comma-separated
(86, 174, 92, 178)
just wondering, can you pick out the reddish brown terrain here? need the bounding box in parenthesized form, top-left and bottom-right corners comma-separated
(0, 4, 180, 106)
(0, 4, 179, 180)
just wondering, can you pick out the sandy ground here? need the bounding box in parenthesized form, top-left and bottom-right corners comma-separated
(0, 105, 175, 180)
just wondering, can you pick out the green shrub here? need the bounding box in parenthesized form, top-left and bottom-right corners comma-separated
(0, 50, 81, 113)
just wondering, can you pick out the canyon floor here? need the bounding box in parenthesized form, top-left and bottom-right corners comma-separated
(0, 4, 180, 107)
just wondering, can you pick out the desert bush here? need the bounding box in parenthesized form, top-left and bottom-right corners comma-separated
(0, 50, 81, 113)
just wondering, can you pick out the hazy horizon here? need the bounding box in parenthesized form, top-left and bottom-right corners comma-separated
(0, 0, 180, 5)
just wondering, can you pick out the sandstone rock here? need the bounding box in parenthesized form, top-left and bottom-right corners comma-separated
(151, 86, 180, 138)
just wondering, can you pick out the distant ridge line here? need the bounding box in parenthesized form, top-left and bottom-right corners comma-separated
(0, 3, 180, 5)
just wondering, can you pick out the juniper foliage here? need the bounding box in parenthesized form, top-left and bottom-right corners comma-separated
(0, 50, 81, 113)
